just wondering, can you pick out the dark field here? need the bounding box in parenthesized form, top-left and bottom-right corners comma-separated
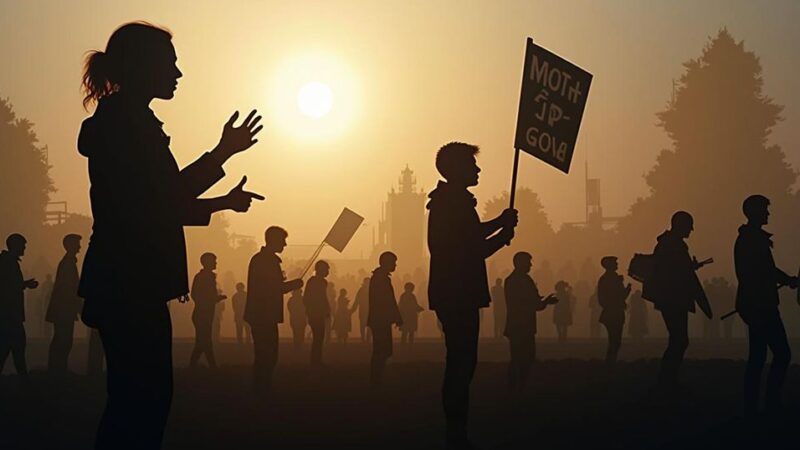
(2, 339, 800, 450)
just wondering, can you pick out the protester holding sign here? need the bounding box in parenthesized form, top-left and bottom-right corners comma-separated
(427, 142, 518, 448)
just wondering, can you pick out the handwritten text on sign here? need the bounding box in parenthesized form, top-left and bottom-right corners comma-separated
(514, 38, 592, 173)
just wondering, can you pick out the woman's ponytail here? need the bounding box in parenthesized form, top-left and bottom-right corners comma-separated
(81, 50, 116, 110)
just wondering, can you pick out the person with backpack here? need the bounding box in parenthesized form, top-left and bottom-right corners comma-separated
(642, 211, 712, 390)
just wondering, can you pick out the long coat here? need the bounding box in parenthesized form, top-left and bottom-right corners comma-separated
(46, 254, 82, 324)
(427, 181, 506, 314)
(398, 293, 424, 332)
(303, 276, 330, 322)
(77, 94, 224, 326)
(734, 224, 792, 325)
(368, 269, 402, 328)
(245, 249, 294, 326)
(597, 272, 630, 326)
(503, 271, 549, 337)
(642, 230, 700, 313)
(0, 251, 25, 325)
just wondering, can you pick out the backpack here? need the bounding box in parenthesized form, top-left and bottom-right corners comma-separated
(627, 253, 654, 284)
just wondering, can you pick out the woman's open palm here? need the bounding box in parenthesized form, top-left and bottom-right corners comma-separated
(218, 109, 263, 157)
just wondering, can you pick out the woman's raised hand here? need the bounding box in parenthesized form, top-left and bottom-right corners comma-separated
(212, 109, 263, 164)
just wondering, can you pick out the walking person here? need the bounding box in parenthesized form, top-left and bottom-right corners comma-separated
(0, 233, 39, 382)
(734, 195, 798, 415)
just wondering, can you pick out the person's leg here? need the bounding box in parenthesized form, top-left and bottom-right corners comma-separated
(95, 302, 173, 450)
(518, 336, 534, 391)
(310, 319, 323, 366)
(0, 328, 12, 373)
(744, 322, 767, 415)
(64, 320, 75, 371)
(235, 319, 243, 345)
(87, 328, 105, 376)
(370, 326, 389, 386)
(292, 327, 301, 349)
(605, 322, 622, 363)
(189, 317, 202, 368)
(765, 314, 791, 411)
(251, 324, 266, 392)
(265, 324, 279, 390)
(659, 309, 689, 387)
(10, 322, 28, 378)
(438, 308, 480, 444)
(507, 337, 518, 391)
(409, 331, 415, 345)
(203, 317, 217, 368)
(49, 322, 66, 373)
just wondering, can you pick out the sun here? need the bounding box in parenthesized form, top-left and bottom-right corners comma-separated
(297, 82, 333, 119)
(267, 52, 360, 143)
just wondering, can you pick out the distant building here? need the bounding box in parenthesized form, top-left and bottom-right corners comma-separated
(373, 166, 426, 272)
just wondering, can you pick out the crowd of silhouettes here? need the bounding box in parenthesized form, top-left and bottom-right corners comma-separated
(3, 19, 800, 450)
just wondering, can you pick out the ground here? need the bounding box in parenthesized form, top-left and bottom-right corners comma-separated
(1, 339, 799, 449)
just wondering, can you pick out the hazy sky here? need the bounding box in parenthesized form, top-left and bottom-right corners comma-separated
(1, 0, 798, 258)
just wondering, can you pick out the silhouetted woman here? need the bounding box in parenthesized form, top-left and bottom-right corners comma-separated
(78, 22, 263, 450)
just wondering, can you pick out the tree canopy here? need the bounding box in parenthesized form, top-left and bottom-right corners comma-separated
(0, 97, 55, 240)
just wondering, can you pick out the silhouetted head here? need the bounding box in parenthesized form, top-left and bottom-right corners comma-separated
(494, 278, 502, 286)
(339, 288, 347, 297)
(742, 194, 770, 226)
(200, 252, 217, 270)
(63, 234, 82, 255)
(404, 282, 415, 293)
(600, 256, 618, 272)
(555, 280, 570, 293)
(5, 233, 26, 258)
(513, 252, 533, 274)
(362, 277, 370, 286)
(670, 211, 694, 239)
(264, 226, 289, 254)
(315, 260, 330, 278)
(235, 282, 245, 292)
(436, 142, 481, 187)
(82, 22, 180, 109)
(379, 251, 398, 273)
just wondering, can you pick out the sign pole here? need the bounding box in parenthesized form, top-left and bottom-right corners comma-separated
(509, 147, 521, 209)
(300, 241, 326, 279)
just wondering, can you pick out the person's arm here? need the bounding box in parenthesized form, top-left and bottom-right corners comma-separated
(774, 267, 794, 287)
(282, 278, 304, 294)
(479, 209, 518, 238)
(478, 215, 506, 238)
(181, 177, 265, 226)
(480, 227, 514, 259)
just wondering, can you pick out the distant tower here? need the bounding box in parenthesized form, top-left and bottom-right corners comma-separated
(375, 166, 426, 271)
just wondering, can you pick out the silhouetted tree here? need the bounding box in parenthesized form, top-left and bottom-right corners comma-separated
(0, 97, 55, 239)
(616, 29, 796, 273)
